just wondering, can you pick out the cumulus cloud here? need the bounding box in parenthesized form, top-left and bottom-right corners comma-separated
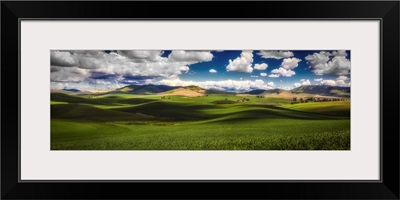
(117, 50, 163, 62)
(260, 73, 267, 77)
(50, 50, 214, 87)
(268, 74, 280, 78)
(257, 50, 294, 59)
(335, 80, 346, 86)
(313, 75, 350, 87)
(305, 50, 351, 75)
(51, 51, 79, 67)
(314, 78, 324, 82)
(270, 67, 296, 77)
(209, 69, 217, 73)
(332, 50, 348, 57)
(168, 50, 213, 62)
(294, 83, 301, 88)
(293, 79, 311, 88)
(305, 51, 331, 66)
(78, 56, 108, 69)
(251, 75, 259, 78)
(51, 81, 127, 92)
(337, 75, 349, 81)
(321, 79, 337, 86)
(226, 50, 254, 73)
(280, 58, 302, 70)
(301, 79, 311, 85)
(51, 67, 89, 82)
(254, 63, 268, 70)
(268, 57, 301, 78)
(157, 78, 275, 92)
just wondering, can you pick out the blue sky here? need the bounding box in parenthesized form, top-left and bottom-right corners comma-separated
(50, 50, 351, 92)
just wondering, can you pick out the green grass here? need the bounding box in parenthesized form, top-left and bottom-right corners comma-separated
(51, 119, 350, 150)
(281, 101, 350, 116)
(51, 93, 351, 150)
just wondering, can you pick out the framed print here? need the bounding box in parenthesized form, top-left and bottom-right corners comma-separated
(1, 1, 399, 200)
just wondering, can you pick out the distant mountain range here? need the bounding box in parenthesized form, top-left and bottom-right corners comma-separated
(53, 84, 350, 98)
(115, 84, 179, 94)
(246, 85, 350, 97)
(246, 88, 284, 95)
(63, 88, 81, 92)
(112, 84, 231, 96)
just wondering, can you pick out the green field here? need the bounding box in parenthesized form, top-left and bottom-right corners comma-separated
(51, 93, 350, 150)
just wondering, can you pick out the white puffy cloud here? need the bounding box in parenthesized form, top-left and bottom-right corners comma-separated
(301, 79, 311, 85)
(337, 75, 349, 81)
(332, 50, 348, 57)
(251, 75, 259, 78)
(305, 51, 331, 66)
(280, 58, 302, 70)
(268, 57, 301, 78)
(51, 81, 127, 92)
(293, 79, 311, 88)
(78, 56, 108, 69)
(51, 51, 79, 67)
(226, 50, 254, 73)
(320, 79, 346, 87)
(336, 80, 346, 86)
(50, 50, 215, 89)
(268, 74, 280, 78)
(260, 73, 267, 77)
(314, 77, 350, 87)
(157, 78, 275, 92)
(321, 79, 337, 86)
(51, 67, 90, 82)
(254, 63, 268, 70)
(52, 50, 212, 77)
(117, 50, 163, 62)
(270, 67, 296, 77)
(314, 78, 324, 82)
(305, 50, 351, 75)
(257, 50, 294, 59)
(168, 50, 213, 62)
(209, 69, 217, 73)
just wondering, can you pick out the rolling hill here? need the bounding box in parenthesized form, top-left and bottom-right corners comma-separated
(160, 86, 205, 97)
(51, 104, 154, 122)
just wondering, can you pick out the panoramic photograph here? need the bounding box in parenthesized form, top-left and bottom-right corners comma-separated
(51, 50, 351, 150)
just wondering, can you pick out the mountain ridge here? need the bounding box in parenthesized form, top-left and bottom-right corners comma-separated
(52, 84, 351, 98)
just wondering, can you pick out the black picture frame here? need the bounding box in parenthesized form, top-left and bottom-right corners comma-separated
(1, 1, 399, 199)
